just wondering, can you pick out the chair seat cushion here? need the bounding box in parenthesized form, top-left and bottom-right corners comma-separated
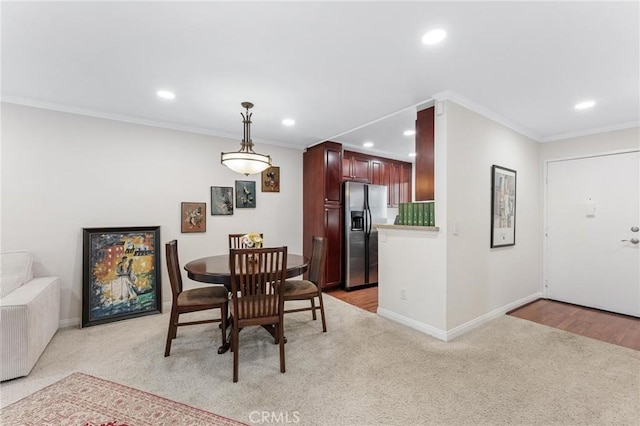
(283, 279, 318, 298)
(178, 286, 228, 307)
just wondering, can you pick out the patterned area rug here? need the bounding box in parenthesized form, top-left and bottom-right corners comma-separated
(0, 372, 247, 426)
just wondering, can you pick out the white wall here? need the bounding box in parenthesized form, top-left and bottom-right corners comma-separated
(444, 100, 542, 329)
(1, 103, 304, 326)
(377, 228, 447, 337)
(377, 99, 543, 340)
(539, 127, 639, 161)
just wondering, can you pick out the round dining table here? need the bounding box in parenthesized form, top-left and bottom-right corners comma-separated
(183, 253, 309, 354)
(184, 253, 309, 289)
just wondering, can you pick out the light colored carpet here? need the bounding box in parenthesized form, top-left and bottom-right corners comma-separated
(1, 372, 247, 425)
(1, 295, 638, 425)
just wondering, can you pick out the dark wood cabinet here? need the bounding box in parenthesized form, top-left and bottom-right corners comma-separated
(385, 160, 412, 207)
(370, 159, 385, 186)
(343, 151, 371, 182)
(400, 162, 412, 204)
(343, 150, 411, 206)
(415, 106, 435, 201)
(303, 142, 343, 288)
(323, 205, 342, 286)
(325, 146, 342, 204)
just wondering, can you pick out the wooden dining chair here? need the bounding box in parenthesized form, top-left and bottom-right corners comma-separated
(164, 240, 229, 357)
(282, 236, 327, 332)
(228, 233, 264, 249)
(228, 246, 288, 382)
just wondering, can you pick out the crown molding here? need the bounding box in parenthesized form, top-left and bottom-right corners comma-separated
(1, 95, 305, 151)
(432, 90, 542, 142)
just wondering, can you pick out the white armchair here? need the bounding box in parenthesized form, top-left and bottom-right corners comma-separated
(0, 251, 60, 381)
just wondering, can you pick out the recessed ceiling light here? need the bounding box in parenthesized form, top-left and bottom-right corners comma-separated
(282, 118, 296, 126)
(575, 100, 596, 110)
(363, 142, 374, 148)
(422, 29, 446, 45)
(409, 153, 417, 157)
(156, 90, 175, 100)
(403, 130, 416, 136)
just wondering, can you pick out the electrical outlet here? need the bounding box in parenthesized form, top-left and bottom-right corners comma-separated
(401, 288, 407, 300)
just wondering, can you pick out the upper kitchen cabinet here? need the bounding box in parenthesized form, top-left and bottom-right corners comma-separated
(415, 106, 435, 201)
(385, 160, 412, 207)
(370, 159, 385, 186)
(305, 141, 342, 205)
(343, 151, 371, 182)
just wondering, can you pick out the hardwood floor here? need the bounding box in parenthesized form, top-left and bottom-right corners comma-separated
(325, 287, 639, 351)
(508, 299, 640, 351)
(325, 285, 378, 313)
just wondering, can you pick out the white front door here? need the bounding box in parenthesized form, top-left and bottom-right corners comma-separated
(546, 151, 640, 317)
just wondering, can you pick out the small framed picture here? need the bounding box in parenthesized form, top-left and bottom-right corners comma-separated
(262, 166, 280, 192)
(235, 180, 256, 208)
(491, 165, 517, 248)
(181, 202, 206, 233)
(211, 186, 234, 215)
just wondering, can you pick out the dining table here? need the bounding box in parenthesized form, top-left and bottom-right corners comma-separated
(183, 253, 309, 353)
(184, 253, 309, 289)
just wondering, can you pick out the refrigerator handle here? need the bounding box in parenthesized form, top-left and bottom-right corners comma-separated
(363, 185, 370, 236)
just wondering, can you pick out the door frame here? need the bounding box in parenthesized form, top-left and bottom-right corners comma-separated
(542, 148, 640, 299)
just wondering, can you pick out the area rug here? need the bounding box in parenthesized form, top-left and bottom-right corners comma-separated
(0, 372, 247, 426)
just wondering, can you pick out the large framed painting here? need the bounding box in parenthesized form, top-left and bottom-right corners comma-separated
(491, 165, 517, 248)
(82, 226, 162, 327)
(261, 166, 280, 192)
(211, 186, 234, 215)
(235, 180, 256, 208)
(181, 202, 206, 233)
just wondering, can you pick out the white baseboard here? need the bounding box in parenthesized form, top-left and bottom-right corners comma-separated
(377, 292, 542, 342)
(445, 292, 542, 341)
(376, 308, 448, 341)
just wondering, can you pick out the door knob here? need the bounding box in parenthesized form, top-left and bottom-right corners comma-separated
(621, 237, 639, 244)
(631, 226, 639, 232)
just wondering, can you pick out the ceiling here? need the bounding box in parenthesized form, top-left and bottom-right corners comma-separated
(2, 2, 638, 161)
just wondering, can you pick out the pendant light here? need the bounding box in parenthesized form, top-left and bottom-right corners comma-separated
(221, 102, 272, 176)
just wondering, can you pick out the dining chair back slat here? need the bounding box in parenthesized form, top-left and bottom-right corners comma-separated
(228, 246, 288, 382)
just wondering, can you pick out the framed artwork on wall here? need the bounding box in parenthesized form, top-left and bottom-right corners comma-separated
(82, 226, 162, 327)
(181, 202, 206, 233)
(490, 165, 517, 248)
(235, 180, 256, 208)
(261, 166, 280, 192)
(211, 186, 234, 215)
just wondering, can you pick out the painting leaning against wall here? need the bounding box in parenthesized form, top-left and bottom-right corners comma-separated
(82, 226, 162, 327)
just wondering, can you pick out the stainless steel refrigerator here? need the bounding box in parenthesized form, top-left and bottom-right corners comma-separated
(344, 182, 388, 290)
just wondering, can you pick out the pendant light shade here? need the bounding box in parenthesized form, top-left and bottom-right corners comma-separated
(221, 102, 272, 176)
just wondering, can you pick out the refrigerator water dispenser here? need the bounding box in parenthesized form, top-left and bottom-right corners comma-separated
(351, 211, 364, 231)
